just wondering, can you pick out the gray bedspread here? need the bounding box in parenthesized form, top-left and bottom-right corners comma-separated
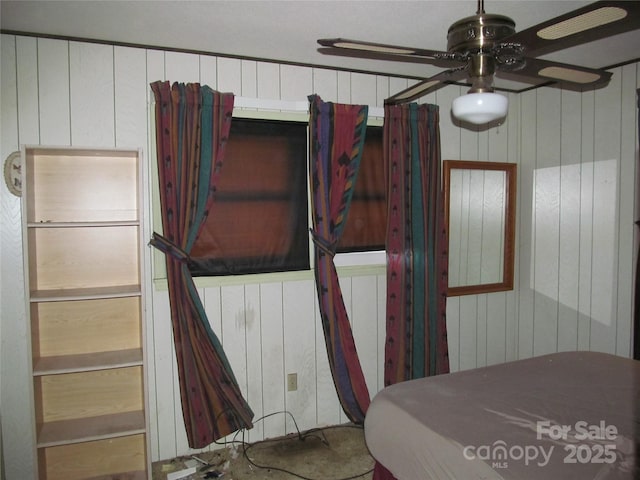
(364, 351, 639, 479)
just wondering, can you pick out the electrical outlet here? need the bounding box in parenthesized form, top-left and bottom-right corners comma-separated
(287, 373, 297, 391)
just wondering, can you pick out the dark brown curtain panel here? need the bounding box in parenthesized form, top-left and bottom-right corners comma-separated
(308, 94, 371, 423)
(150, 81, 253, 448)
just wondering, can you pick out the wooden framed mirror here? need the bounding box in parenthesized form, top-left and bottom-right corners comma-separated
(443, 160, 516, 296)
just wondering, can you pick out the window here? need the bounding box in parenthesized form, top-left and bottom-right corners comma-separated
(189, 118, 309, 276)
(187, 118, 386, 277)
(337, 126, 386, 253)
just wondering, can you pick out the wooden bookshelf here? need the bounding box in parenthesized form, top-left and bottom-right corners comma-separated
(23, 147, 150, 480)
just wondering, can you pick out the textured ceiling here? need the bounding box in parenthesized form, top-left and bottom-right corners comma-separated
(2, 1, 639, 93)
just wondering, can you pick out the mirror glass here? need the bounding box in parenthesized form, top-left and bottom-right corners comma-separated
(444, 160, 516, 296)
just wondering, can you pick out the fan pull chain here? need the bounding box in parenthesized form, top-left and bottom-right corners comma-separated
(477, 0, 485, 15)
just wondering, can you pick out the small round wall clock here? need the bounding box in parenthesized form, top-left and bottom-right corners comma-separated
(3, 151, 22, 197)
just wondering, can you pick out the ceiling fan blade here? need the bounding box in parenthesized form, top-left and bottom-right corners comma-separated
(385, 68, 468, 105)
(318, 38, 452, 62)
(317, 47, 464, 69)
(504, 1, 640, 58)
(497, 57, 612, 90)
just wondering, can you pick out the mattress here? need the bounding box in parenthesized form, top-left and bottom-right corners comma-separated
(364, 351, 639, 479)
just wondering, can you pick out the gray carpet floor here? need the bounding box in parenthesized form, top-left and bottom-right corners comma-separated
(152, 424, 375, 480)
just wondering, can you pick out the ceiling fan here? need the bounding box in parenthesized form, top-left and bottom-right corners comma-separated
(318, 0, 640, 123)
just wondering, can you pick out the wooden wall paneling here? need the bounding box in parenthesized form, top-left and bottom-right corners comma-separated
(477, 121, 490, 161)
(532, 88, 562, 356)
(616, 64, 639, 356)
(350, 72, 377, 107)
(504, 92, 520, 362)
(417, 90, 437, 110)
(256, 62, 280, 100)
(37, 38, 71, 145)
(444, 271, 462, 367)
(375, 75, 390, 107)
(280, 65, 313, 101)
(145, 47, 165, 463)
(216, 57, 242, 94)
(69, 42, 115, 147)
(219, 284, 249, 444)
(488, 117, 509, 162)
(337, 71, 351, 104)
(456, 118, 481, 370)
(16, 36, 39, 144)
(590, 70, 623, 354)
(2, 35, 18, 143)
(338, 276, 352, 320)
(389, 78, 410, 107)
(476, 122, 490, 368)
(485, 109, 510, 366)
(282, 279, 316, 433)
(436, 85, 462, 158)
(475, 294, 488, 367)
(151, 290, 179, 460)
(241, 60, 258, 98)
(1, 33, 37, 480)
(516, 89, 537, 359)
(557, 89, 583, 352)
(203, 285, 223, 362)
(220, 285, 248, 384)
(145, 48, 163, 246)
(475, 130, 490, 368)
(504, 301, 518, 360)
(577, 91, 596, 351)
(457, 297, 478, 371)
(243, 283, 264, 443)
(165, 51, 200, 84)
(198, 55, 216, 88)
(350, 275, 379, 404)
(313, 283, 342, 428)
(311, 68, 339, 102)
(486, 291, 508, 366)
(114, 46, 148, 149)
(146, 49, 166, 84)
(259, 281, 287, 439)
(172, 358, 191, 457)
(0, 35, 18, 149)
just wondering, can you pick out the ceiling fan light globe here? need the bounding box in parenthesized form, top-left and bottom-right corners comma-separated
(452, 92, 508, 124)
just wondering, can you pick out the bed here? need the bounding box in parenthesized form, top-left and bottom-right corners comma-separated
(364, 351, 639, 479)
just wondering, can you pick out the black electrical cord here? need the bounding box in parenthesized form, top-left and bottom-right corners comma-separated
(203, 410, 373, 480)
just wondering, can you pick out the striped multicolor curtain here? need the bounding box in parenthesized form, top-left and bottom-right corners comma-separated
(150, 81, 254, 448)
(308, 94, 371, 423)
(383, 102, 449, 385)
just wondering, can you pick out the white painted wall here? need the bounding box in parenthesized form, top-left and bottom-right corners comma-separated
(1, 34, 637, 479)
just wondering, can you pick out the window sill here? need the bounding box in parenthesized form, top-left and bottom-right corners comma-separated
(152, 252, 387, 290)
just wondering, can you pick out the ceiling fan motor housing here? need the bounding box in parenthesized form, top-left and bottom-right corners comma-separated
(447, 13, 516, 54)
(447, 12, 516, 91)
